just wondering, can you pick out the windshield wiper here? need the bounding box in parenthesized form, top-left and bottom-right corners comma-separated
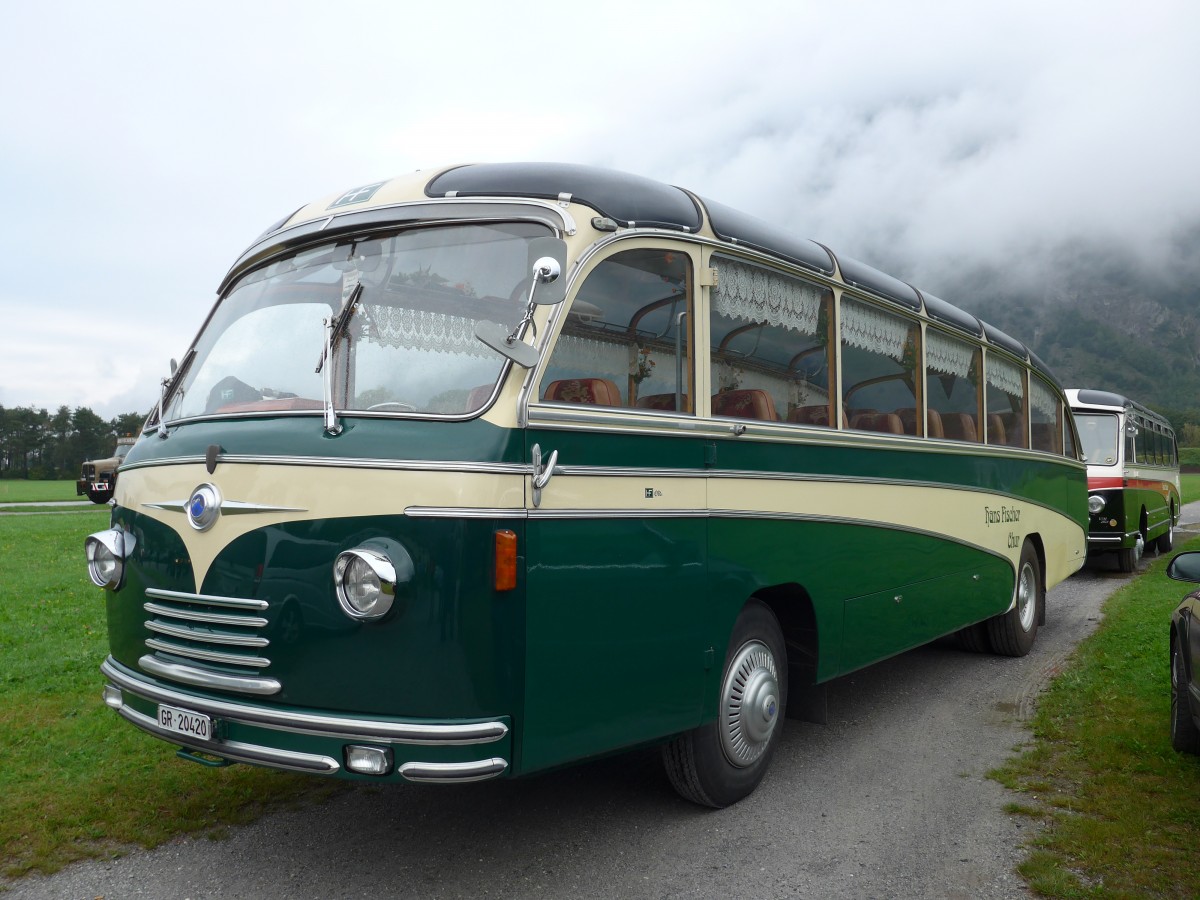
(315, 281, 364, 375)
(153, 348, 196, 428)
(317, 280, 364, 435)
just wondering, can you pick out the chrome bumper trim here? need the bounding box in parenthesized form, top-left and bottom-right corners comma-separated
(115, 703, 340, 775)
(104, 657, 509, 745)
(138, 655, 281, 695)
(399, 758, 509, 783)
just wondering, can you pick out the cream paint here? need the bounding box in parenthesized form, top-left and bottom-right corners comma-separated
(116, 463, 525, 589)
(539, 470, 1086, 589)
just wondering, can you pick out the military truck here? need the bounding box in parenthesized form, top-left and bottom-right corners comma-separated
(76, 436, 136, 504)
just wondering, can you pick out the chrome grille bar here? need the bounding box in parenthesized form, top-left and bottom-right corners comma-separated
(145, 638, 271, 668)
(143, 602, 268, 629)
(145, 587, 268, 611)
(145, 619, 269, 647)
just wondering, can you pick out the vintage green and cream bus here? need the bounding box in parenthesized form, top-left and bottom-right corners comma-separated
(86, 163, 1087, 807)
(1067, 389, 1180, 572)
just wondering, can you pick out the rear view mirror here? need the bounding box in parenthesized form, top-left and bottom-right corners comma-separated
(1167, 552, 1200, 584)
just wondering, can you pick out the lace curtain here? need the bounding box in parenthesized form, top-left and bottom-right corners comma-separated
(362, 306, 492, 358)
(840, 298, 912, 362)
(713, 258, 825, 335)
(926, 330, 975, 378)
(1029, 376, 1059, 417)
(986, 354, 1025, 398)
(550, 333, 630, 380)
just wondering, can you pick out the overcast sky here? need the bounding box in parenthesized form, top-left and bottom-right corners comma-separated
(2, 1, 1197, 418)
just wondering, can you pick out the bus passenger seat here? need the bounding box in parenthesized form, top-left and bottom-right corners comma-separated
(941, 413, 978, 442)
(543, 378, 623, 407)
(788, 404, 835, 427)
(464, 383, 496, 412)
(636, 393, 688, 411)
(712, 389, 777, 421)
(986, 414, 1007, 445)
(897, 408, 944, 438)
(850, 412, 905, 434)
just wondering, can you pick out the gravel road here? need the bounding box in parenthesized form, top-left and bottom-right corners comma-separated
(12, 507, 1200, 900)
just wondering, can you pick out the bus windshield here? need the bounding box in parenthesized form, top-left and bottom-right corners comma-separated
(1074, 412, 1119, 466)
(162, 221, 547, 421)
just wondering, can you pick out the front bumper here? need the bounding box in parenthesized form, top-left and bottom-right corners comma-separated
(100, 656, 512, 782)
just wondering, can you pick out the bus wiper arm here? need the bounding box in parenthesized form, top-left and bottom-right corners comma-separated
(156, 348, 196, 426)
(315, 281, 364, 375)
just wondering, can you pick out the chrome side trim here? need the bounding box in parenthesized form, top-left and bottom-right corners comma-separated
(529, 508, 709, 520)
(144, 638, 271, 668)
(146, 587, 268, 611)
(115, 704, 339, 775)
(104, 657, 509, 745)
(405, 507, 528, 519)
(138, 655, 281, 695)
(143, 498, 306, 515)
(123, 455, 529, 476)
(1087, 534, 1124, 544)
(399, 758, 509, 783)
(143, 601, 269, 629)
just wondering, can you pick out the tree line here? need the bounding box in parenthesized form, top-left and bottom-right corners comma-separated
(0, 405, 145, 480)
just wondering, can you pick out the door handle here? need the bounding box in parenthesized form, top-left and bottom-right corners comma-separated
(531, 444, 559, 507)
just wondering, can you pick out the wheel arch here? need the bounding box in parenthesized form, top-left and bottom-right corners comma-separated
(749, 582, 820, 714)
(1024, 533, 1048, 626)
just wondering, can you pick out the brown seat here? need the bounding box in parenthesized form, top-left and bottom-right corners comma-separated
(849, 411, 905, 435)
(712, 389, 777, 421)
(941, 412, 978, 442)
(787, 404, 836, 427)
(464, 383, 496, 412)
(896, 407, 944, 438)
(986, 413, 1007, 446)
(636, 392, 689, 411)
(543, 378, 622, 407)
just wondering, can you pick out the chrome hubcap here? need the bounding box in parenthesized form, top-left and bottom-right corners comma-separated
(1017, 561, 1036, 632)
(720, 640, 780, 767)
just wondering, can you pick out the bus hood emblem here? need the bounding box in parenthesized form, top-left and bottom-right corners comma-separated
(144, 484, 306, 531)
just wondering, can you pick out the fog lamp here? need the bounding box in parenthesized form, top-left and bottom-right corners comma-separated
(1087, 495, 1106, 515)
(334, 549, 397, 620)
(345, 745, 393, 776)
(85, 528, 134, 590)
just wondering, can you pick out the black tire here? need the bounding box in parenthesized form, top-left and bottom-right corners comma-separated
(85, 487, 113, 505)
(1117, 545, 1137, 573)
(956, 622, 991, 653)
(662, 600, 787, 808)
(987, 542, 1042, 657)
(1157, 524, 1175, 554)
(1171, 634, 1200, 754)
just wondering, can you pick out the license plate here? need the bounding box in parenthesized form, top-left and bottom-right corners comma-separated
(157, 703, 214, 742)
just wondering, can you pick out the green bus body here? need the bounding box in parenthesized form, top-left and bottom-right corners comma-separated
(90, 163, 1087, 804)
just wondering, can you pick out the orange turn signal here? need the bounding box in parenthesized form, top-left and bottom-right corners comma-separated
(494, 529, 518, 591)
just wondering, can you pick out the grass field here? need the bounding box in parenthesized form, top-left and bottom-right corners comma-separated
(0, 509, 339, 881)
(994, 534, 1200, 897)
(1183, 472, 1200, 505)
(0, 480, 80, 503)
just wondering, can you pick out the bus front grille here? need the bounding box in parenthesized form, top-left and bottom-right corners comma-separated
(139, 587, 278, 694)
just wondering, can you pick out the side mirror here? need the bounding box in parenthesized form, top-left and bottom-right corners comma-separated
(1167, 552, 1200, 584)
(473, 237, 568, 367)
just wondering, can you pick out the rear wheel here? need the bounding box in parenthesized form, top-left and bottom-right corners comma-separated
(85, 487, 113, 504)
(662, 600, 787, 808)
(955, 622, 991, 653)
(987, 542, 1042, 657)
(1171, 634, 1200, 754)
(1157, 517, 1175, 554)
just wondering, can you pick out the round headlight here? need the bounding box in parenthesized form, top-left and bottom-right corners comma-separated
(1088, 495, 1106, 515)
(85, 528, 132, 590)
(334, 549, 397, 620)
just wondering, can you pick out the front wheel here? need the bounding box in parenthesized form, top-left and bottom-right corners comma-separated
(85, 487, 113, 505)
(1157, 523, 1175, 554)
(987, 542, 1042, 657)
(662, 600, 787, 807)
(1171, 634, 1200, 754)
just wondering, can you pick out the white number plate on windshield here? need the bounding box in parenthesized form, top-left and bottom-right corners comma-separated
(157, 703, 213, 742)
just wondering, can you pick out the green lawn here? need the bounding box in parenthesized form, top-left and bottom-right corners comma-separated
(994, 534, 1200, 897)
(1182, 472, 1200, 506)
(0, 510, 339, 880)
(0, 479, 79, 503)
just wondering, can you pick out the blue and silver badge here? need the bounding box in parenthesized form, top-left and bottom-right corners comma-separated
(186, 483, 222, 532)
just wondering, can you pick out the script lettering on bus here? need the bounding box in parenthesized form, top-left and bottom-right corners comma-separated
(984, 505, 1022, 526)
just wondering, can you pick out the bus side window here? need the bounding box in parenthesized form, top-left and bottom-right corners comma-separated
(540, 248, 692, 411)
(840, 297, 920, 434)
(1030, 375, 1062, 454)
(709, 257, 833, 425)
(984, 353, 1027, 448)
(925, 329, 981, 442)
